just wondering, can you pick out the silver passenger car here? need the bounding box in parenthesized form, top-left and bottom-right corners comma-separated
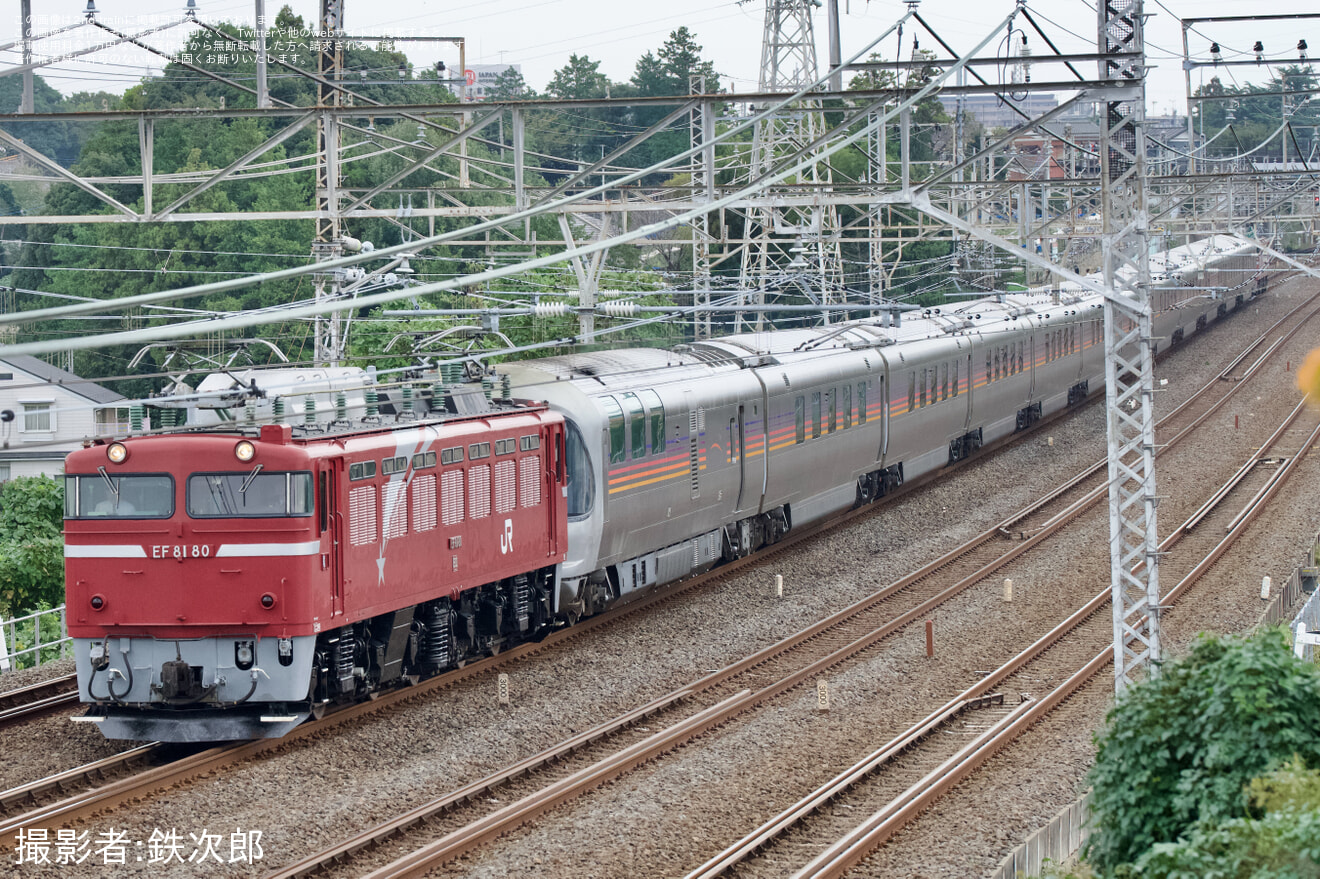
(503, 236, 1261, 619)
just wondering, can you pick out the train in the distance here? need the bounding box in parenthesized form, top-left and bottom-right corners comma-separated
(65, 235, 1264, 741)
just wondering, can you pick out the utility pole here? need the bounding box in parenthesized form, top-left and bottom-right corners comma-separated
(255, 0, 270, 109)
(19, 0, 34, 114)
(690, 73, 715, 340)
(313, 0, 345, 366)
(1099, 0, 1161, 692)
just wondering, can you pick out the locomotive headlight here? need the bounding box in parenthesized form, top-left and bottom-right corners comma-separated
(235, 440, 256, 462)
(106, 442, 129, 464)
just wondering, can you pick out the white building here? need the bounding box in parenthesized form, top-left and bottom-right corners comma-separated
(0, 356, 128, 483)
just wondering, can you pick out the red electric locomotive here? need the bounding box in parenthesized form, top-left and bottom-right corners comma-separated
(64, 398, 568, 741)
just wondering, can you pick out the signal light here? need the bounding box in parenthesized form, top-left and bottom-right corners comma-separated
(235, 440, 256, 462)
(107, 442, 128, 464)
(261, 593, 275, 609)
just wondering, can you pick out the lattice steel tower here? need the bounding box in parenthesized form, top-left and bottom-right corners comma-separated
(313, 0, 346, 366)
(1098, 0, 1160, 692)
(738, 0, 844, 331)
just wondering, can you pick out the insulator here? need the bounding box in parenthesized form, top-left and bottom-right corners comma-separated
(402, 384, 413, 412)
(244, 400, 256, 425)
(599, 301, 637, 318)
(272, 397, 285, 421)
(335, 392, 347, 422)
(444, 363, 463, 384)
(481, 377, 494, 401)
(531, 302, 569, 318)
(501, 374, 512, 400)
(129, 404, 143, 432)
(305, 397, 316, 426)
(365, 388, 378, 418)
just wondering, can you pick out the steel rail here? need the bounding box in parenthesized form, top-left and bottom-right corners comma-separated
(279, 288, 1318, 879)
(0, 675, 79, 730)
(721, 404, 1320, 879)
(0, 278, 1305, 857)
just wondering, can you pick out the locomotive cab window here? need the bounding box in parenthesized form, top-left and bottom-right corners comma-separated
(65, 473, 174, 519)
(187, 471, 313, 518)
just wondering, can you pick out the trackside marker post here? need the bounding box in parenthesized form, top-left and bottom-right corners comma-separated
(497, 673, 510, 705)
(1003, 578, 1013, 602)
(1261, 576, 1272, 600)
(816, 679, 829, 711)
(776, 574, 783, 598)
(925, 620, 934, 657)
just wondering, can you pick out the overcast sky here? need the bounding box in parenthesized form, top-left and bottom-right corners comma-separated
(3, 1, 1317, 114)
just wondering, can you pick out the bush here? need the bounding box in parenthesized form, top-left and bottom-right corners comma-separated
(0, 475, 64, 539)
(0, 537, 65, 618)
(1086, 629, 1320, 874)
(1134, 759, 1320, 878)
(3, 601, 66, 670)
(0, 476, 65, 616)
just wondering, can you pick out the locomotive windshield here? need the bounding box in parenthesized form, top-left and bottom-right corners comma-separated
(187, 471, 313, 518)
(65, 473, 174, 519)
(564, 421, 594, 519)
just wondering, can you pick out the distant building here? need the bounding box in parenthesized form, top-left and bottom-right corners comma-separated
(1004, 121, 1102, 180)
(463, 64, 521, 101)
(941, 94, 1061, 130)
(0, 356, 127, 482)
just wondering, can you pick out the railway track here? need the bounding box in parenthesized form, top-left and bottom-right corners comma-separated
(250, 289, 1320, 878)
(0, 281, 1311, 867)
(689, 400, 1320, 879)
(0, 674, 78, 731)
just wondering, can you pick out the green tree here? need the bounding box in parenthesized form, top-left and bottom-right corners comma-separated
(1134, 758, 1320, 878)
(0, 475, 65, 616)
(487, 67, 534, 101)
(1086, 629, 1320, 875)
(547, 54, 609, 100)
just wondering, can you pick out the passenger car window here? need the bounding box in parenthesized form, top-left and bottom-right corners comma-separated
(639, 389, 664, 456)
(623, 392, 646, 459)
(602, 396, 625, 464)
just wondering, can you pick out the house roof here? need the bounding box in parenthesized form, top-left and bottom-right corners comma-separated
(1, 355, 125, 405)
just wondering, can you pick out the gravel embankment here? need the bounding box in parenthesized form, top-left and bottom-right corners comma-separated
(5, 274, 1318, 878)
